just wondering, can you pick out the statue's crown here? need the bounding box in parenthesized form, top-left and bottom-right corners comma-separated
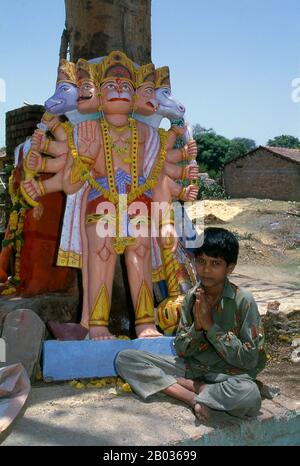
(57, 59, 77, 85)
(76, 59, 102, 86)
(135, 63, 155, 88)
(155, 66, 171, 88)
(99, 51, 136, 86)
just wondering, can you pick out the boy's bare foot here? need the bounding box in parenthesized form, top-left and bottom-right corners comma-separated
(89, 326, 116, 340)
(135, 323, 163, 338)
(47, 321, 88, 341)
(177, 377, 205, 394)
(194, 402, 210, 421)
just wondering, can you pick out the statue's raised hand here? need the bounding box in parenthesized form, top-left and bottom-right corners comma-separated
(184, 163, 199, 180)
(41, 112, 59, 130)
(183, 184, 199, 201)
(187, 140, 198, 159)
(26, 150, 42, 172)
(78, 120, 100, 159)
(31, 130, 46, 152)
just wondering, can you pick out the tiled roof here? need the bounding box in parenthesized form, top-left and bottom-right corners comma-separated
(224, 145, 300, 165)
(265, 146, 300, 163)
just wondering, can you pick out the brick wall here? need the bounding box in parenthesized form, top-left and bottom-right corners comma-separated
(223, 148, 300, 201)
(6, 105, 44, 161)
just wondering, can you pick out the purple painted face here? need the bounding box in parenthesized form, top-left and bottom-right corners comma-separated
(44, 82, 79, 115)
(155, 87, 185, 120)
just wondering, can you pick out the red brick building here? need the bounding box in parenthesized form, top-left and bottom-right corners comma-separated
(223, 146, 300, 201)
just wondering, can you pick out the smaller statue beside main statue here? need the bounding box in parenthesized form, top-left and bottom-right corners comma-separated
(20, 51, 199, 340)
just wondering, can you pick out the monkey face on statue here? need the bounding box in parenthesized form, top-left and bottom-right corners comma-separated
(100, 78, 135, 115)
(77, 79, 100, 114)
(135, 83, 158, 116)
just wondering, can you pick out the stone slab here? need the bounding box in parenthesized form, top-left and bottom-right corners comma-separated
(2, 309, 45, 380)
(0, 293, 79, 334)
(43, 337, 176, 382)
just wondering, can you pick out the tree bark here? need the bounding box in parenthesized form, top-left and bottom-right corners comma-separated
(64, 0, 151, 65)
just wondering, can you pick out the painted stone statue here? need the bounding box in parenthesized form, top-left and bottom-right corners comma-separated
(48, 60, 199, 340)
(2, 51, 200, 339)
(60, 51, 188, 339)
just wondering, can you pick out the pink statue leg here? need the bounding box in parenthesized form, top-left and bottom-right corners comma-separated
(86, 224, 117, 340)
(125, 236, 162, 338)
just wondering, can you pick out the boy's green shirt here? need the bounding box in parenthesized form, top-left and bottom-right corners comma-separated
(174, 278, 267, 379)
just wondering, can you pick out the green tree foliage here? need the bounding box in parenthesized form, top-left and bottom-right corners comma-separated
(198, 183, 226, 200)
(193, 127, 256, 179)
(225, 138, 256, 164)
(267, 135, 300, 149)
(194, 131, 231, 176)
(231, 137, 256, 152)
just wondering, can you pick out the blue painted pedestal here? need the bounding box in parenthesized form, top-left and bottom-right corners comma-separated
(43, 337, 175, 382)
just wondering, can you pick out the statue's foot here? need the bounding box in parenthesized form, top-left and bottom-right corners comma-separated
(194, 402, 210, 421)
(89, 326, 116, 340)
(135, 323, 163, 338)
(20, 179, 41, 207)
(47, 321, 88, 341)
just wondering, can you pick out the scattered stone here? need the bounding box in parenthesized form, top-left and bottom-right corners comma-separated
(199, 173, 217, 186)
(262, 305, 300, 343)
(291, 347, 300, 363)
(292, 337, 300, 348)
(204, 214, 226, 225)
(267, 301, 281, 311)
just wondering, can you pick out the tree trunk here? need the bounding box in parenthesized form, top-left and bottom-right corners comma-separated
(63, 0, 151, 65)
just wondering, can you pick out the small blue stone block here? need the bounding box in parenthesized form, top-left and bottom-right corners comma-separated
(42, 337, 176, 382)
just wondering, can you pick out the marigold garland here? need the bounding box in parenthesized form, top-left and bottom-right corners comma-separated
(1, 170, 31, 290)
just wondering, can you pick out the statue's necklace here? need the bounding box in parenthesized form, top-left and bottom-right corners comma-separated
(100, 117, 139, 253)
(107, 122, 130, 133)
(100, 117, 139, 196)
(108, 129, 132, 163)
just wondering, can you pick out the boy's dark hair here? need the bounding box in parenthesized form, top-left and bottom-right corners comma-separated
(194, 227, 239, 265)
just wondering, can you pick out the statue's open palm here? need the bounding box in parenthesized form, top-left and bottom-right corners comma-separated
(78, 120, 101, 159)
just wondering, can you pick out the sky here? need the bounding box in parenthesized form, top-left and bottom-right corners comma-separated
(0, 0, 299, 148)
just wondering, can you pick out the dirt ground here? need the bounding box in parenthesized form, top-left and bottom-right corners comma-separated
(189, 198, 300, 283)
(188, 198, 300, 399)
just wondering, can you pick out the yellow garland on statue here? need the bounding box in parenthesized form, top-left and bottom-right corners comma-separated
(64, 121, 168, 205)
(1, 171, 30, 293)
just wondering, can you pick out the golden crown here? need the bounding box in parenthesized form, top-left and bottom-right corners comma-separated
(76, 59, 102, 86)
(99, 51, 136, 86)
(135, 63, 155, 88)
(57, 59, 77, 85)
(155, 66, 171, 89)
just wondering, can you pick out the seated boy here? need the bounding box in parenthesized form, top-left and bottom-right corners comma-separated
(115, 227, 266, 420)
